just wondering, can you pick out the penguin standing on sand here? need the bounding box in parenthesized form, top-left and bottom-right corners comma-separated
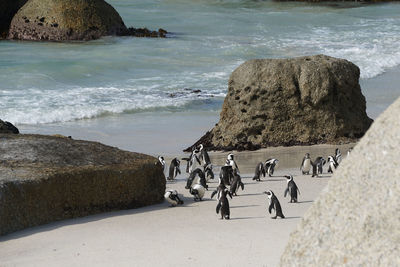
(253, 162, 266, 181)
(198, 144, 211, 167)
(211, 178, 226, 200)
(311, 157, 325, 178)
(185, 168, 208, 191)
(327, 156, 338, 173)
(284, 175, 300, 203)
(167, 158, 181, 181)
(216, 188, 232, 220)
(158, 156, 167, 178)
(227, 153, 240, 175)
(265, 158, 279, 177)
(300, 153, 312, 175)
(164, 190, 184, 206)
(264, 190, 285, 219)
(230, 172, 244, 196)
(204, 164, 214, 181)
(335, 148, 342, 164)
(347, 147, 353, 157)
(182, 147, 201, 174)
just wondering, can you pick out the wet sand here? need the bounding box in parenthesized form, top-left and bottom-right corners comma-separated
(0, 144, 353, 267)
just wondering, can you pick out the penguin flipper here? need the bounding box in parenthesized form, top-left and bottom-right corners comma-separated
(228, 191, 233, 199)
(284, 188, 289, 198)
(216, 203, 221, 214)
(211, 190, 217, 199)
(268, 203, 274, 214)
(240, 182, 244, 191)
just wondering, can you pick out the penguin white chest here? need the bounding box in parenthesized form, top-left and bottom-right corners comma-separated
(303, 159, 311, 171)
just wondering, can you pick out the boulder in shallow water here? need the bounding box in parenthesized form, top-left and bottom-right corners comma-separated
(280, 97, 400, 266)
(189, 55, 372, 151)
(8, 0, 127, 41)
(0, 134, 165, 236)
(0, 120, 19, 134)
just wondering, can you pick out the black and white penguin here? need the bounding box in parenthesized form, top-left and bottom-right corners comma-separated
(216, 188, 232, 220)
(264, 190, 285, 219)
(253, 162, 266, 181)
(198, 144, 211, 167)
(185, 168, 208, 191)
(230, 172, 244, 196)
(265, 158, 279, 177)
(311, 157, 325, 178)
(182, 147, 201, 174)
(158, 156, 167, 178)
(204, 164, 214, 181)
(284, 175, 300, 203)
(164, 190, 184, 206)
(220, 165, 234, 186)
(347, 147, 353, 157)
(335, 148, 342, 164)
(227, 153, 240, 175)
(167, 158, 181, 181)
(211, 178, 226, 200)
(327, 156, 338, 173)
(300, 153, 312, 175)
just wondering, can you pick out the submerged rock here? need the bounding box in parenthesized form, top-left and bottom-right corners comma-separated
(0, 120, 19, 134)
(8, 0, 127, 41)
(0, 134, 165, 236)
(280, 96, 400, 266)
(188, 55, 372, 151)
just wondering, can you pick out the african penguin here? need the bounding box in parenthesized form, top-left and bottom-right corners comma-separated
(327, 156, 338, 173)
(265, 158, 278, 177)
(347, 147, 353, 157)
(264, 190, 285, 219)
(335, 148, 342, 164)
(227, 153, 240, 175)
(198, 144, 211, 167)
(185, 168, 208, 190)
(211, 178, 226, 200)
(300, 153, 312, 175)
(182, 147, 201, 174)
(164, 190, 184, 206)
(158, 156, 167, 178)
(204, 163, 214, 181)
(220, 165, 233, 186)
(216, 188, 232, 220)
(284, 175, 300, 203)
(167, 158, 181, 181)
(253, 162, 266, 181)
(230, 172, 244, 196)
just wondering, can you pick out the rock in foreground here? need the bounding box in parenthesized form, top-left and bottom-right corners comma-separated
(8, 0, 127, 41)
(0, 0, 28, 38)
(280, 97, 400, 266)
(0, 134, 165, 236)
(189, 55, 372, 151)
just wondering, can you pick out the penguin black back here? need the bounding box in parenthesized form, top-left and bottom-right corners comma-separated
(230, 172, 244, 196)
(253, 162, 265, 181)
(284, 175, 300, 203)
(265, 190, 285, 219)
(216, 188, 232, 220)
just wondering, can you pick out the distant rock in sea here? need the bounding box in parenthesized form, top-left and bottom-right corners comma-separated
(0, 134, 165, 236)
(187, 55, 372, 151)
(0, 119, 19, 134)
(280, 96, 400, 266)
(6, 0, 167, 41)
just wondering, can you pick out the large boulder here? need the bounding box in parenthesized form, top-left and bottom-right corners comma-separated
(0, 119, 19, 134)
(0, 0, 28, 38)
(189, 55, 372, 151)
(7, 0, 127, 41)
(0, 134, 165, 236)
(280, 97, 400, 266)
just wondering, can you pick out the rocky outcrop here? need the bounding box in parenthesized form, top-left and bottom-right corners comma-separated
(0, 134, 165, 236)
(0, 0, 28, 38)
(188, 55, 372, 151)
(0, 120, 19, 134)
(8, 0, 127, 41)
(280, 97, 400, 266)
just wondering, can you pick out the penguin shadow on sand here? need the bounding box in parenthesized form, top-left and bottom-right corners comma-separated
(229, 216, 265, 221)
(230, 204, 260, 209)
(295, 200, 313, 204)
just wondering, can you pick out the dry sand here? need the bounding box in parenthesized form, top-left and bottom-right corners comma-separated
(0, 144, 354, 267)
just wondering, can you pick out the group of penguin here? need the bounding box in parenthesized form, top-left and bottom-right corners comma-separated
(161, 145, 351, 220)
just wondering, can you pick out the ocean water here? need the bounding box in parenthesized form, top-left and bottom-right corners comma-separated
(1, 0, 400, 128)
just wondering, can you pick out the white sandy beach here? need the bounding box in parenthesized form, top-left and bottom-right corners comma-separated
(0, 144, 353, 267)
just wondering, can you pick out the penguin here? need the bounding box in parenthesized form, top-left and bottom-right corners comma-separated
(204, 163, 214, 181)
(253, 162, 266, 181)
(335, 148, 342, 164)
(164, 190, 184, 206)
(311, 157, 324, 178)
(185, 168, 208, 190)
(316, 157, 326, 174)
(158, 156, 167, 178)
(211, 178, 226, 200)
(265, 158, 278, 177)
(198, 144, 211, 167)
(190, 184, 206, 201)
(220, 165, 233, 186)
(182, 147, 201, 174)
(300, 153, 312, 175)
(230, 172, 244, 196)
(284, 175, 300, 203)
(347, 147, 353, 157)
(264, 190, 285, 219)
(227, 153, 240, 175)
(327, 156, 338, 173)
(167, 158, 181, 181)
(216, 188, 232, 220)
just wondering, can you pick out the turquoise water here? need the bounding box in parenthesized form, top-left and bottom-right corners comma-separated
(1, 0, 400, 124)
